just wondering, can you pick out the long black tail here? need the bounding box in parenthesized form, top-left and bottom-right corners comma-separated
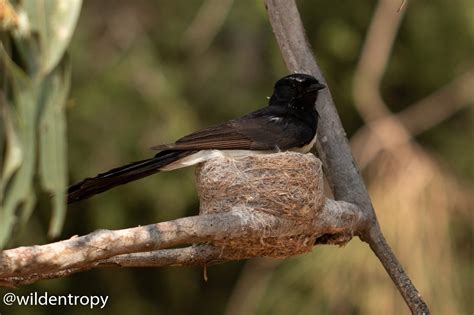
(67, 150, 194, 204)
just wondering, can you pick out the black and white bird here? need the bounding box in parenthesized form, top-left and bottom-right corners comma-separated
(67, 73, 325, 203)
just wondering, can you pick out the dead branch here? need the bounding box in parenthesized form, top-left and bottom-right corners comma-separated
(265, 0, 430, 314)
(0, 197, 362, 287)
(351, 69, 474, 168)
(0, 245, 223, 288)
(351, 0, 414, 168)
(398, 69, 474, 135)
(353, 0, 406, 121)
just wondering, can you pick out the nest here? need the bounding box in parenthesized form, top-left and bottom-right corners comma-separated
(195, 151, 325, 259)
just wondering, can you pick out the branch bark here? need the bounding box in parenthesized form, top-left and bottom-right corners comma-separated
(0, 245, 224, 288)
(264, 0, 430, 314)
(0, 198, 362, 287)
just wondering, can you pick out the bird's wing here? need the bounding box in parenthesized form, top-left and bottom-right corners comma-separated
(151, 108, 313, 152)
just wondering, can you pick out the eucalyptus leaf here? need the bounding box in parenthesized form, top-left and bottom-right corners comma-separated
(0, 46, 39, 248)
(39, 56, 70, 237)
(0, 101, 23, 194)
(0, 1, 80, 247)
(18, 187, 36, 231)
(20, 0, 82, 75)
(0, 45, 23, 201)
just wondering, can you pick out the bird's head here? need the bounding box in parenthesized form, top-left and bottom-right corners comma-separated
(269, 73, 325, 109)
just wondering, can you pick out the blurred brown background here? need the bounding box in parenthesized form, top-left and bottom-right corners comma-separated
(4, 0, 473, 314)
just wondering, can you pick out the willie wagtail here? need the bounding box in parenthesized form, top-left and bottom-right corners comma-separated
(67, 73, 325, 203)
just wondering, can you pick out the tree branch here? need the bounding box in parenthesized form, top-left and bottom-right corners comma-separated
(0, 211, 279, 279)
(264, 0, 430, 314)
(0, 245, 224, 288)
(396, 69, 474, 134)
(351, 69, 474, 169)
(0, 197, 362, 287)
(353, 0, 405, 121)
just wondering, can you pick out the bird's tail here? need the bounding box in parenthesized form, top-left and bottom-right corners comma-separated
(67, 150, 194, 204)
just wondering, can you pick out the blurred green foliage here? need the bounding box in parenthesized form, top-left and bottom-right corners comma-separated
(0, 0, 81, 247)
(1, 0, 473, 314)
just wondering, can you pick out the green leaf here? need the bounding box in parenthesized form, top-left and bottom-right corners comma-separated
(0, 44, 26, 192)
(0, 0, 81, 246)
(38, 56, 70, 237)
(0, 101, 23, 198)
(0, 45, 39, 248)
(20, 0, 82, 75)
(0, 45, 23, 200)
(18, 188, 36, 228)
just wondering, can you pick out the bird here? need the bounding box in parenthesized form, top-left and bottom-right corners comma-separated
(67, 73, 325, 204)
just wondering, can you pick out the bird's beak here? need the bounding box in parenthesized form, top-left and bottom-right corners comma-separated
(307, 82, 326, 92)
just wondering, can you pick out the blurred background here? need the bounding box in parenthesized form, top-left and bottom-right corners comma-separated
(1, 0, 473, 314)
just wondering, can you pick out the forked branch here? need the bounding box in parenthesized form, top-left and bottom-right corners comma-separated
(264, 0, 430, 313)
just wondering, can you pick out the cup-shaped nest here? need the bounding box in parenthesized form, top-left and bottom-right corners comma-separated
(195, 151, 325, 259)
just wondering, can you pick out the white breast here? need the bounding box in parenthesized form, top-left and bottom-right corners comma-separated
(290, 133, 317, 153)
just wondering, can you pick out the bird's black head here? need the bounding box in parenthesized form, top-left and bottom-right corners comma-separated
(269, 73, 325, 109)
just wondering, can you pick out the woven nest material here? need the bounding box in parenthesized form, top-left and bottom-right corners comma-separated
(195, 151, 325, 259)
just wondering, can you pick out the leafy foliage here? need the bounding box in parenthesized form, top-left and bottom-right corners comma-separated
(0, 0, 81, 247)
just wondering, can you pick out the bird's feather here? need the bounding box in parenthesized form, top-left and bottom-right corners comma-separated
(151, 106, 316, 152)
